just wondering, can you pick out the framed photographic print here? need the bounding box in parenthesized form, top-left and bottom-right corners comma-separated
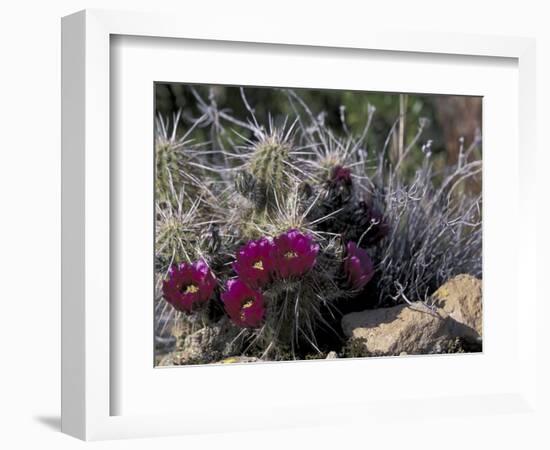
(62, 9, 539, 442)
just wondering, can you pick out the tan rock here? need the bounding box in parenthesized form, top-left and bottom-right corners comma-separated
(173, 319, 241, 364)
(157, 324, 242, 366)
(342, 302, 459, 355)
(341, 275, 483, 356)
(432, 274, 482, 337)
(181, 326, 222, 361)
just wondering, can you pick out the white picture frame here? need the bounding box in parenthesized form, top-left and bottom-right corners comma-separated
(61, 9, 538, 441)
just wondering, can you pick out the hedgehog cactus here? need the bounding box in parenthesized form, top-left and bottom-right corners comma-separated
(245, 133, 295, 212)
(156, 215, 195, 266)
(155, 141, 184, 204)
(156, 117, 383, 357)
(154, 112, 211, 207)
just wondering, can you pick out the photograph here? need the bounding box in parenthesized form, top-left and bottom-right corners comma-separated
(154, 83, 483, 366)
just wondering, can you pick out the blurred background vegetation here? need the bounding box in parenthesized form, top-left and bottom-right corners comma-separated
(155, 83, 481, 179)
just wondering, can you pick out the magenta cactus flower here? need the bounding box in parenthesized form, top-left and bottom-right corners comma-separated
(271, 229, 319, 278)
(162, 259, 217, 312)
(232, 237, 275, 289)
(344, 241, 374, 290)
(221, 279, 265, 328)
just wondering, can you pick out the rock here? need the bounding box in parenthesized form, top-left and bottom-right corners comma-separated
(157, 353, 175, 367)
(432, 274, 482, 337)
(180, 326, 222, 361)
(341, 302, 472, 356)
(326, 351, 338, 359)
(161, 319, 241, 365)
(340, 275, 483, 357)
(183, 321, 239, 361)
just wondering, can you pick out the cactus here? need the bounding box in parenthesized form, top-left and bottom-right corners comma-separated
(154, 112, 214, 208)
(248, 137, 292, 208)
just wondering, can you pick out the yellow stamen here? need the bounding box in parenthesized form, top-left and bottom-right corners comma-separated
(184, 284, 199, 294)
(284, 251, 298, 259)
(242, 299, 254, 309)
(253, 260, 264, 270)
(240, 298, 255, 321)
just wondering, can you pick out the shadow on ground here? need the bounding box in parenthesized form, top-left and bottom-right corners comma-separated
(34, 415, 61, 431)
